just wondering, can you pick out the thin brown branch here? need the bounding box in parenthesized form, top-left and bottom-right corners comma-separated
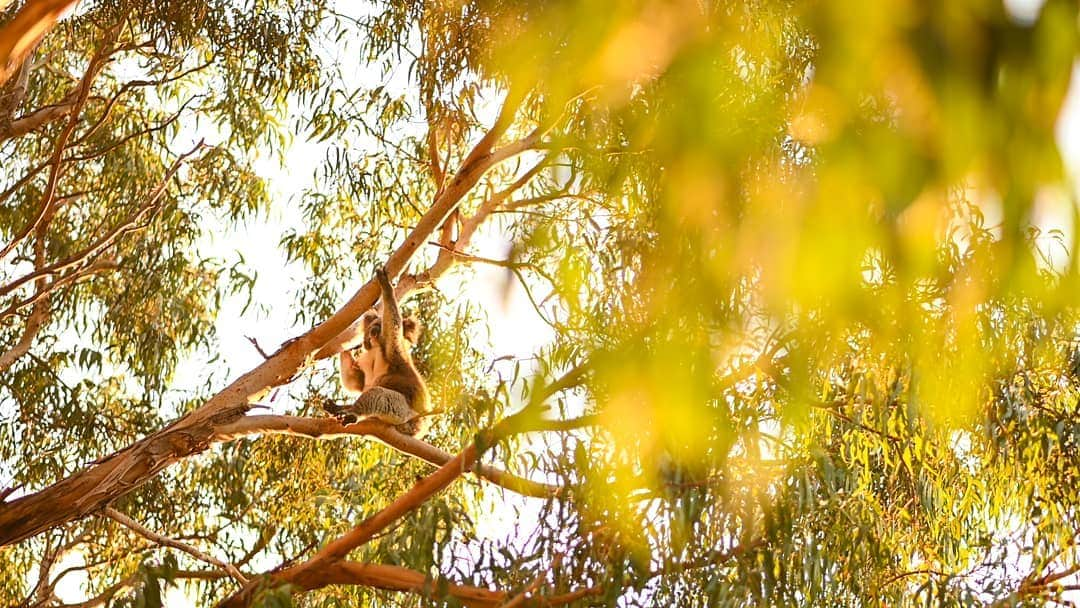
(0, 256, 117, 321)
(810, 401, 902, 444)
(500, 554, 563, 608)
(392, 152, 553, 302)
(65, 95, 196, 163)
(0, 159, 49, 208)
(104, 508, 248, 584)
(0, 141, 203, 305)
(245, 336, 272, 360)
(0, 30, 115, 262)
(426, 118, 444, 189)
(73, 62, 211, 147)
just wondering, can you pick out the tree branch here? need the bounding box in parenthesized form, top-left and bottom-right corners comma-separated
(103, 507, 248, 584)
(211, 415, 560, 499)
(1, 100, 73, 141)
(0, 0, 79, 88)
(0, 28, 116, 262)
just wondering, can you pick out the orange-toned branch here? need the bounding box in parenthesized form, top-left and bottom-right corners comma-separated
(0, 0, 79, 88)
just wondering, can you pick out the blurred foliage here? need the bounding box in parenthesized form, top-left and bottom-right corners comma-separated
(3, 0, 1080, 606)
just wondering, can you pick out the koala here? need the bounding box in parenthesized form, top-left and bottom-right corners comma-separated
(325, 268, 430, 436)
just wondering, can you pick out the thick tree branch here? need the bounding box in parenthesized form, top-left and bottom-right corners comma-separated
(0, 44, 34, 124)
(0, 288, 49, 373)
(0, 0, 78, 88)
(1, 100, 73, 140)
(212, 415, 560, 499)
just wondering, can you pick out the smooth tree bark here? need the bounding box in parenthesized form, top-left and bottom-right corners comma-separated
(0, 0, 78, 87)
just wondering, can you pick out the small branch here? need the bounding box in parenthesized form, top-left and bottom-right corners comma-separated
(500, 554, 563, 608)
(245, 336, 271, 360)
(523, 415, 598, 434)
(810, 401, 902, 444)
(0, 30, 116, 262)
(426, 117, 444, 188)
(103, 507, 248, 584)
(0, 257, 117, 322)
(0, 141, 203, 304)
(0, 484, 21, 501)
(330, 562, 507, 607)
(66, 95, 197, 163)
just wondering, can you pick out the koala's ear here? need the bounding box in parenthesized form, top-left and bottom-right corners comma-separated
(403, 317, 422, 343)
(361, 310, 378, 330)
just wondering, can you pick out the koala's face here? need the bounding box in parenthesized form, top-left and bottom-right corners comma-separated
(358, 310, 421, 351)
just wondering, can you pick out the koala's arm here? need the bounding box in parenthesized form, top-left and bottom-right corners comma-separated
(339, 351, 365, 394)
(375, 268, 404, 360)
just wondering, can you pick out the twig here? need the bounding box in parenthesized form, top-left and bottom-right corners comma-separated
(245, 336, 271, 360)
